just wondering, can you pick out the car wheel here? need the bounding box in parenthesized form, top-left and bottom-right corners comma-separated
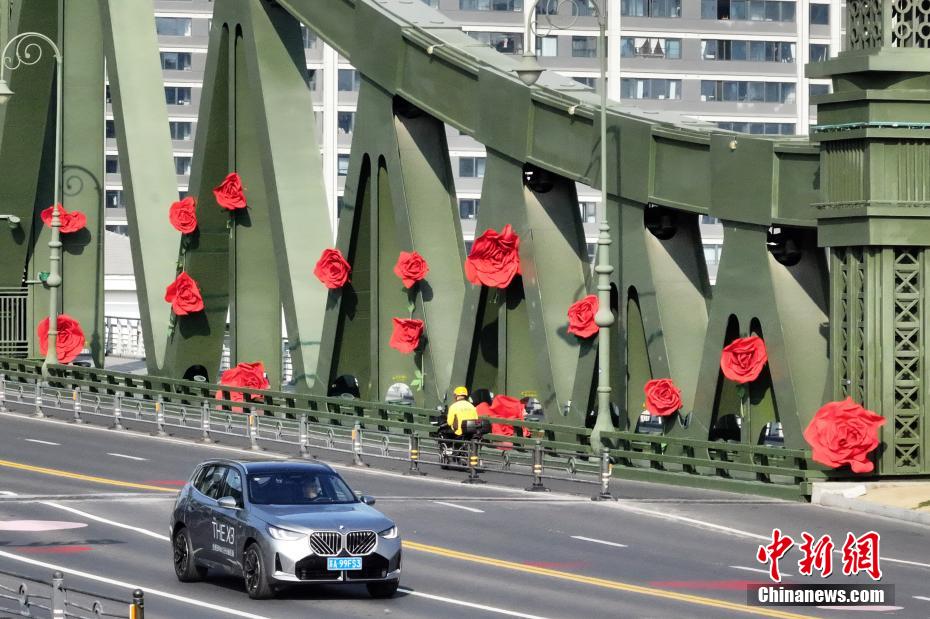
(367, 579, 399, 598)
(173, 528, 207, 582)
(243, 543, 275, 600)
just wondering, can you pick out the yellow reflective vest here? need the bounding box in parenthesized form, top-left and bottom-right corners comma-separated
(447, 400, 479, 436)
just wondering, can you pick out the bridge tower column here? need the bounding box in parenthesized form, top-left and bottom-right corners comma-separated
(811, 0, 930, 475)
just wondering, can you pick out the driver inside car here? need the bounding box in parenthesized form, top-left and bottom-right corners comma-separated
(301, 476, 323, 501)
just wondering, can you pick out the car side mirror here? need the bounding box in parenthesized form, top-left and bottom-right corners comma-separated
(360, 495, 376, 506)
(217, 496, 240, 509)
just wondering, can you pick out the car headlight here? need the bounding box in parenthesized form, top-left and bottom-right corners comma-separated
(267, 525, 305, 541)
(379, 525, 398, 539)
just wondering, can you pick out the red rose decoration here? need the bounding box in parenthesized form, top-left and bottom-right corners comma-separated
(169, 196, 198, 234)
(37, 314, 86, 364)
(313, 248, 351, 289)
(567, 295, 599, 338)
(389, 318, 424, 355)
(393, 251, 429, 288)
(213, 172, 247, 210)
(217, 361, 270, 409)
(644, 378, 682, 417)
(804, 398, 886, 473)
(40, 204, 87, 234)
(464, 224, 522, 289)
(164, 272, 205, 316)
(720, 335, 768, 384)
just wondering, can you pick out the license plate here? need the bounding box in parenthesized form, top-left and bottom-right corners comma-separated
(327, 557, 362, 571)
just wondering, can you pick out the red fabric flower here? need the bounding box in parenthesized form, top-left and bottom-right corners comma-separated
(720, 335, 768, 384)
(464, 224, 522, 289)
(644, 378, 682, 417)
(213, 172, 247, 210)
(804, 398, 886, 473)
(567, 295, 599, 338)
(313, 248, 351, 289)
(169, 196, 198, 234)
(485, 395, 532, 448)
(217, 361, 270, 409)
(389, 318, 424, 355)
(393, 251, 429, 288)
(164, 272, 204, 316)
(40, 204, 87, 234)
(37, 314, 85, 364)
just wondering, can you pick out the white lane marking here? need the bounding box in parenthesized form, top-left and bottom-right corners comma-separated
(433, 501, 484, 514)
(40, 502, 169, 541)
(24, 438, 60, 446)
(570, 535, 627, 548)
(914, 596, 930, 602)
(106, 453, 147, 462)
(399, 588, 552, 619)
(0, 549, 274, 619)
(729, 565, 792, 577)
(884, 557, 930, 569)
(0, 491, 18, 496)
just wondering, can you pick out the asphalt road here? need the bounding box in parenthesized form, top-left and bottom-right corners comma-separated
(0, 409, 927, 619)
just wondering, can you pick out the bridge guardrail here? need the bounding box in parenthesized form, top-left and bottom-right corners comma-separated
(0, 357, 828, 500)
(0, 568, 142, 619)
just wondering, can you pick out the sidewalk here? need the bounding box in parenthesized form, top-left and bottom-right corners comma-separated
(811, 480, 930, 526)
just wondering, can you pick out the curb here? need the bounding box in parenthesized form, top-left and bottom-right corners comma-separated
(815, 492, 930, 527)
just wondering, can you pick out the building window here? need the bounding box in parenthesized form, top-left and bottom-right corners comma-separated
(169, 121, 193, 141)
(572, 76, 597, 88)
(307, 69, 317, 92)
(571, 36, 597, 58)
(701, 0, 795, 21)
(165, 86, 192, 105)
(160, 52, 192, 71)
(700, 80, 796, 103)
(809, 43, 830, 62)
(621, 37, 682, 59)
(105, 190, 124, 209)
(337, 69, 360, 92)
(105, 156, 119, 174)
(337, 154, 350, 176)
(703, 244, 722, 265)
(621, 0, 681, 17)
(175, 156, 192, 176)
(702, 39, 795, 62)
(469, 31, 523, 54)
(459, 198, 480, 219)
(105, 120, 116, 139)
(459, 0, 523, 10)
(459, 157, 486, 178)
(701, 215, 719, 224)
(105, 224, 129, 236)
(810, 3, 829, 24)
(301, 25, 317, 49)
(620, 78, 681, 100)
(579, 201, 597, 223)
(716, 121, 796, 135)
(809, 83, 830, 97)
(155, 17, 192, 36)
(337, 111, 355, 134)
(586, 243, 596, 262)
(536, 36, 558, 57)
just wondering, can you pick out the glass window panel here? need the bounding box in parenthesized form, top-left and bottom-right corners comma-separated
(665, 39, 681, 59)
(732, 40, 747, 60)
(810, 3, 829, 24)
(337, 154, 350, 176)
(155, 17, 191, 36)
(731, 0, 748, 19)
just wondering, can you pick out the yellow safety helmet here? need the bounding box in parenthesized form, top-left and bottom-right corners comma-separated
(453, 386, 469, 397)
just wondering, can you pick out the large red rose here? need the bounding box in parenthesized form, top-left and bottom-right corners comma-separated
(217, 361, 270, 408)
(567, 295, 599, 338)
(37, 314, 85, 364)
(169, 196, 198, 234)
(41, 204, 87, 234)
(389, 318, 424, 355)
(164, 272, 204, 316)
(644, 378, 682, 417)
(804, 398, 886, 473)
(313, 248, 351, 289)
(720, 335, 768, 384)
(393, 251, 429, 288)
(213, 172, 247, 210)
(464, 224, 522, 289)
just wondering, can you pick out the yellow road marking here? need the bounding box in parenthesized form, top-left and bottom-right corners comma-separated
(0, 459, 177, 493)
(403, 541, 817, 619)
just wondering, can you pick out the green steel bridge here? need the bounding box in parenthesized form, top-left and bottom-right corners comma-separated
(1, 0, 928, 497)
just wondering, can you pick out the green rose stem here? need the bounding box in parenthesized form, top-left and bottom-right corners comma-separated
(736, 383, 750, 443)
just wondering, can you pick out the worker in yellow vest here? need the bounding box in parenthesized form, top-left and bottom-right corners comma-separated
(446, 386, 478, 437)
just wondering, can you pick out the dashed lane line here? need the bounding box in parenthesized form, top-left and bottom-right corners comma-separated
(433, 501, 485, 513)
(24, 438, 60, 446)
(106, 453, 147, 462)
(729, 565, 791, 577)
(570, 535, 627, 548)
(398, 588, 552, 619)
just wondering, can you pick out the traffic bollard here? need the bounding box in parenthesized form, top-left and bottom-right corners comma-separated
(351, 422, 367, 466)
(0, 373, 6, 412)
(200, 399, 212, 443)
(248, 410, 262, 451)
(111, 394, 123, 431)
(33, 382, 44, 418)
(51, 571, 65, 617)
(130, 589, 145, 619)
(405, 433, 426, 475)
(298, 416, 310, 458)
(462, 439, 485, 484)
(71, 389, 82, 424)
(153, 394, 168, 436)
(591, 449, 616, 501)
(525, 440, 549, 492)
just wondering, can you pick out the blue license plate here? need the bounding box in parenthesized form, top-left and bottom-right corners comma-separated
(327, 557, 362, 571)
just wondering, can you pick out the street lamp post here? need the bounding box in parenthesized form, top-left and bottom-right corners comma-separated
(520, 0, 615, 444)
(0, 32, 64, 377)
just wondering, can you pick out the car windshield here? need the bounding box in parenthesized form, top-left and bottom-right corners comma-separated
(247, 471, 358, 505)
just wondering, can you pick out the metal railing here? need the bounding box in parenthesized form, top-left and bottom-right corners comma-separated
(0, 356, 830, 499)
(0, 568, 142, 619)
(0, 287, 28, 357)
